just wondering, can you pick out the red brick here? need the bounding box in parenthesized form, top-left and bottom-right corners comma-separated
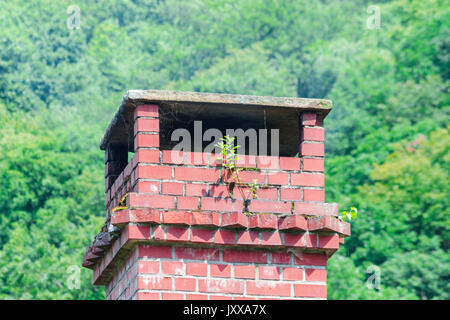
(271, 252, 292, 264)
(283, 267, 303, 281)
(161, 211, 190, 225)
(162, 150, 184, 164)
(161, 261, 184, 275)
(161, 293, 183, 300)
(134, 118, 159, 133)
(301, 113, 317, 126)
(257, 156, 279, 169)
(303, 158, 324, 172)
(246, 281, 290, 297)
(294, 252, 327, 266)
(135, 133, 159, 149)
(318, 234, 339, 249)
(136, 149, 159, 163)
(174, 247, 220, 261)
(190, 228, 213, 243)
(185, 152, 208, 166)
(138, 260, 160, 274)
(294, 284, 327, 298)
(214, 230, 236, 245)
(166, 226, 189, 241)
(248, 214, 278, 230)
(128, 225, 150, 240)
(260, 231, 283, 246)
(232, 187, 252, 200)
(138, 245, 172, 259)
(202, 198, 244, 212)
(256, 188, 278, 200)
(138, 276, 171, 290)
(291, 173, 324, 187)
(175, 277, 196, 291)
(304, 189, 325, 202)
(135, 181, 159, 194)
(237, 171, 266, 184)
(299, 143, 324, 157)
(209, 153, 223, 167)
(235, 154, 257, 168)
(210, 295, 233, 300)
(303, 127, 324, 141)
(161, 182, 183, 195)
(190, 211, 218, 227)
(308, 215, 350, 236)
(259, 266, 280, 280)
(278, 215, 307, 231)
(111, 209, 130, 225)
(174, 167, 219, 182)
(177, 196, 199, 210)
(186, 262, 207, 277)
(137, 292, 159, 300)
(267, 172, 289, 185)
(247, 200, 291, 214)
(279, 157, 301, 170)
(220, 211, 248, 228)
(294, 202, 338, 216)
(236, 230, 260, 245)
(283, 233, 306, 247)
(198, 279, 244, 294)
(305, 268, 327, 282)
(280, 188, 301, 200)
(185, 183, 208, 196)
(234, 265, 256, 279)
(222, 250, 268, 264)
(128, 194, 175, 209)
(186, 294, 208, 300)
(209, 185, 231, 198)
(210, 264, 231, 278)
(306, 233, 317, 248)
(137, 165, 172, 179)
(151, 225, 165, 240)
(134, 104, 159, 118)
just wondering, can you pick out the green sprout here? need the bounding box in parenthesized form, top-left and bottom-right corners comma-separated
(339, 207, 358, 222)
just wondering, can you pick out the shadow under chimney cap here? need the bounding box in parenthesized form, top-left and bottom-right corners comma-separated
(100, 89, 332, 151)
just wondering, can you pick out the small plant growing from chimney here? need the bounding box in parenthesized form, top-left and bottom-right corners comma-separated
(338, 207, 358, 222)
(215, 135, 259, 213)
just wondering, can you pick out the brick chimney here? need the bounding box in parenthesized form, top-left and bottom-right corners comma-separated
(82, 90, 350, 300)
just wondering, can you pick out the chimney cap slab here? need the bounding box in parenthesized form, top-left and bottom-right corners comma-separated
(100, 89, 332, 151)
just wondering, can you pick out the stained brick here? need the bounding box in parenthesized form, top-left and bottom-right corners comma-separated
(303, 158, 324, 172)
(198, 279, 244, 294)
(304, 189, 325, 202)
(161, 182, 183, 195)
(134, 104, 159, 118)
(246, 281, 290, 297)
(174, 167, 219, 182)
(279, 157, 301, 171)
(210, 264, 231, 278)
(222, 250, 268, 264)
(291, 173, 324, 187)
(138, 245, 172, 259)
(134, 133, 159, 149)
(234, 265, 256, 279)
(305, 268, 327, 282)
(294, 284, 327, 298)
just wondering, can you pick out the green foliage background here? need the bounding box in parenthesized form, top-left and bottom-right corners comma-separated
(0, 0, 448, 299)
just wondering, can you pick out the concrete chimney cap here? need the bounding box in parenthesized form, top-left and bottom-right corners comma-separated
(100, 89, 332, 151)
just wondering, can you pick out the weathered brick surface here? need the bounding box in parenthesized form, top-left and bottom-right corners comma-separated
(88, 106, 349, 301)
(106, 244, 328, 300)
